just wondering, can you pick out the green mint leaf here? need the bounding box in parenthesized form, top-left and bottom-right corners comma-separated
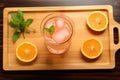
(44, 28, 49, 32)
(24, 19, 33, 27)
(44, 25, 55, 35)
(9, 21, 17, 28)
(18, 10, 24, 22)
(20, 24, 25, 32)
(13, 31, 21, 42)
(18, 15, 24, 23)
(9, 9, 34, 42)
(18, 9, 24, 18)
(49, 25, 55, 35)
(11, 14, 21, 25)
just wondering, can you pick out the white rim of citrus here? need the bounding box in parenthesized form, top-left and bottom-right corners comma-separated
(87, 11, 108, 32)
(16, 42, 37, 62)
(81, 38, 103, 59)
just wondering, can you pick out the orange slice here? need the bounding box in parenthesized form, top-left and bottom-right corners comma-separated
(16, 42, 37, 62)
(81, 38, 103, 59)
(87, 11, 108, 31)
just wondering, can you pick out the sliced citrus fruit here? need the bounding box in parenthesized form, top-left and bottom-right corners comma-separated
(16, 42, 37, 62)
(87, 11, 108, 31)
(81, 38, 103, 59)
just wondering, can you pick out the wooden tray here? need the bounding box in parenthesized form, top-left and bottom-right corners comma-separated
(3, 5, 120, 71)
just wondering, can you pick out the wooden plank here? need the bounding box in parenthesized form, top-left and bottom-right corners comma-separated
(3, 5, 120, 70)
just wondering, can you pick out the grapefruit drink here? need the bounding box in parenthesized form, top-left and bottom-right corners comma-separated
(41, 13, 73, 54)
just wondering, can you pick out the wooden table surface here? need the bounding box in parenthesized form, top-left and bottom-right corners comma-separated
(0, 0, 120, 80)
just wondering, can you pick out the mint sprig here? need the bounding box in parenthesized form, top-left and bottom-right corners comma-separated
(9, 9, 34, 42)
(44, 25, 55, 35)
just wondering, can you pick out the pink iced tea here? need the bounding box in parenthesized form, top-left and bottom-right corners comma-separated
(42, 14, 73, 54)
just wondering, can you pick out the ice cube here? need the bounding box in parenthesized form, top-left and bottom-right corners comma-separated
(45, 20, 54, 28)
(56, 18, 64, 28)
(52, 28, 70, 43)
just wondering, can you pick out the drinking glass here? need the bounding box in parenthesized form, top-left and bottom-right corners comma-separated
(41, 13, 73, 54)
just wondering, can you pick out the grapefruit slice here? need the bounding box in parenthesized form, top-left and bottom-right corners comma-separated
(87, 11, 108, 31)
(81, 38, 103, 59)
(16, 42, 37, 62)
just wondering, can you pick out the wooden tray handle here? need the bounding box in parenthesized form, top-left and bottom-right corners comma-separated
(113, 21, 120, 51)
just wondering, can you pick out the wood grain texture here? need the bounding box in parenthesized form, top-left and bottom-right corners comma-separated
(0, 0, 120, 80)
